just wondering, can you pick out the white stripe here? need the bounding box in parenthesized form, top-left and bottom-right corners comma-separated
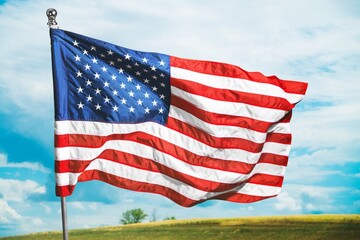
(55, 140, 286, 183)
(56, 159, 282, 200)
(56, 121, 291, 163)
(171, 66, 305, 104)
(267, 122, 291, 134)
(169, 106, 291, 142)
(172, 86, 287, 122)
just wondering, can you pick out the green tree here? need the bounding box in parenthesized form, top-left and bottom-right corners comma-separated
(163, 216, 176, 220)
(120, 208, 148, 225)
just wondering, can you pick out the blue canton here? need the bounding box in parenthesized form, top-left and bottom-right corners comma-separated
(51, 29, 170, 125)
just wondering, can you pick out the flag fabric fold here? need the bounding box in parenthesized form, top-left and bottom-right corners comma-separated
(50, 28, 307, 207)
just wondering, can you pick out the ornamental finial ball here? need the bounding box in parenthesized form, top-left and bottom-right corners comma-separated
(46, 8, 57, 18)
(46, 8, 58, 27)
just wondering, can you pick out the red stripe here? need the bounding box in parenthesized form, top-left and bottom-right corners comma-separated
(167, 117, 292, 151)
(171, 77, 294, 111)
(55, 132, 288, 175)
(55, 118, 291, 153)
(56, 170, 276, 206)
(170, 56, 308, 95)
(56, 129, 290, 154)
(172, 95, 292, 133)
(55, 149, 284, 189)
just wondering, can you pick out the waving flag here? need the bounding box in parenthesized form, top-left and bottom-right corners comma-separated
(51, 29, 307, 207)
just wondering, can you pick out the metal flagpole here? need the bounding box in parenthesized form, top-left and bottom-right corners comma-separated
(46, 8, 69, 240)
(60, 196, 69, 240)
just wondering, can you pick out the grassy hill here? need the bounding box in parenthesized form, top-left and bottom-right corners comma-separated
(1, 214, 359, 240)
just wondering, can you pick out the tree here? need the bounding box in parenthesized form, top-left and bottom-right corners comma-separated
(150, 208, 159, 222)
(120, 208, 148, 225)
(163, 216, 176, 220)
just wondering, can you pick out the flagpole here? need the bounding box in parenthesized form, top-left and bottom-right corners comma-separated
(60, 196, 69, 240)
(46, 8, 68, 240)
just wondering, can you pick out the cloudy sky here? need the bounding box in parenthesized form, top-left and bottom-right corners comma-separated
(0, 0, 359, 237)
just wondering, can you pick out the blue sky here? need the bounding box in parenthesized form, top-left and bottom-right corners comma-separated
(0, 0, 359, 237)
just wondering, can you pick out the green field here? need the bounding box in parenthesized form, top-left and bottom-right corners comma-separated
(1, 215, 359, 240)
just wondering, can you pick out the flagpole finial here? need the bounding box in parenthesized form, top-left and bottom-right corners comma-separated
(46, 8, 58, 29)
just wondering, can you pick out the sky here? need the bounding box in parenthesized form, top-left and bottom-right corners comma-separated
(0, 0, 359, 237)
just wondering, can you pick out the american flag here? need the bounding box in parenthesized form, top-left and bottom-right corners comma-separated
(51, 29, 307, 207)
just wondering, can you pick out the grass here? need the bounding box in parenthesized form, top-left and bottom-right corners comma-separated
(1, 214, 359, 240)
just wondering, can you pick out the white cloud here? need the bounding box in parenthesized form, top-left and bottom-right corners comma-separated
(40, 202, 51, 214)
(31, 217, 44, 226)
(274, 192, 302, 211)
(0, 199, 22, 224)
(0, 153, 50, 173)
(70, 201, 86, 210)
(274, 184, 349, 213)
(247, 206, 254, 211)
(0, 179, 46, 202)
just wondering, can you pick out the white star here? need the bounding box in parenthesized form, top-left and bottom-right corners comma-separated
(101, 66, 108, 72)
(92, 58, 98, 64)
(143, 69, 149, 73)
(90, 46, 97, 51)
(128, 91, 135, 97)
(159, 107, 164, 113)
(109, 61, 115, 66)
(160, 94, 165, 99)
(77, 86, 84, 93)
(152, 100, 158, 106)
(120, 82, 126, 89)
(111, 75, 117, 80)
(74, 55, 81, 61)
(144, 107, 150, 113)
(160, 73, 165, 78)
(144, 92, 150, 98)
(142, 57, 148, 63)
(160, 82, 166, 87)
(152, 75, 157, 80)
(129, 106, 135, 112)
(104, 81, 110, 87)
(76, 71, 83, 77)
(86, 79, 92, 86)
(152, 86, 158, 92)
(84, 64, 91, 70)
(126, 65, 132, 69)
(127, 76, 133, 82)
(95, 88, 101, 94)
(107, 49, 113, 55)
(94, 72, 100, 79)
(137, 99, 143, 105)
(104, 96, 110, 103)
(77, 102, 84, 109)
(100, 54, 105, 58)
(113, 90, 118, 96)
(113, 105, 119, 112)
(121, 98, 127, 104)
(134, 62, 139, 67)
(86, 95, 93, 101)
(135, 84, 141, 90)
(135, 71, 141, 76)
(150, 66, 156, 71)
(83, 50, 88, 55)
(144, 78, 150, 84)
(117, 58, 122, 62)
(125, 53, 131, 60)
(159, 60, 165, 66)
(118, 68, 124, 74)
(95, 104, 101, 110)
(73, 40, 79, 46)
